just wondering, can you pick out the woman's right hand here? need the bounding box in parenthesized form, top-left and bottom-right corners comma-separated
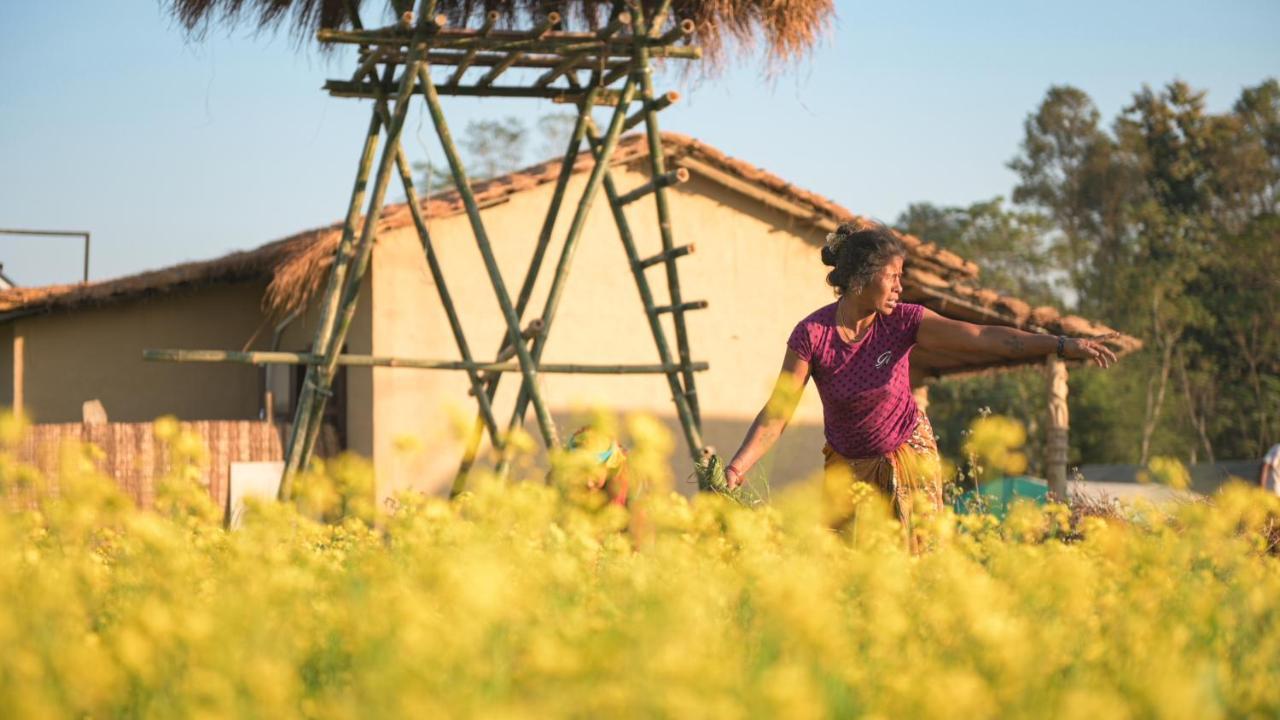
(725, 464, 745, 489)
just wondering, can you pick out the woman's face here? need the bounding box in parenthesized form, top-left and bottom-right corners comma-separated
(856, 255, 904, 314)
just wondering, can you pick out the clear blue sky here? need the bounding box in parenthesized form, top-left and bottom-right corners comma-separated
(1, 1, 1276, 287)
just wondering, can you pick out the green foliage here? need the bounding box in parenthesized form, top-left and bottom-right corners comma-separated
(922, 78, 1278, 466)
(897, 197, 1058, 305)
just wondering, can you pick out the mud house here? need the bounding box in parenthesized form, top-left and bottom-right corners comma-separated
(0, 133, 1139, 503)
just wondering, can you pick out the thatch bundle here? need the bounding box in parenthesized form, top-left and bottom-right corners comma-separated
(165, 0, 833, 68)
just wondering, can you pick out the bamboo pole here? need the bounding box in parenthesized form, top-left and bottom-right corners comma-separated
(285, 30, 432, 494)
(526, 12, 561, 39)
(351, 49, 384, 82)
(495, 76, 638, 476)
(477, 51, 527, 87)
(622, 91, 679, 131)
(417, 63, 561, 451)
(657, 18, 696, 44)
(599, 62, 631, 87)
(381, 50, 609, 70)
(342, 7, 501, 447)
(345, 15, 504, 443)
(280, 77, 388, 493)
(649, 0, 675, 37)
(316, 28, 702, 58)
(584, 125, 706, 460)
(630, 5, 702, 427)
(143, 349, 706, 375)
(616, 167, 688, 206)
(534, 52, 589, 88)
(473, 319, 543, 387)
(596, 11, 632, 39)
(384, 110, 503, 445)
(326, 79, 621, 103)
(447, 10, 500, 84)
(451, 84, 602, 492)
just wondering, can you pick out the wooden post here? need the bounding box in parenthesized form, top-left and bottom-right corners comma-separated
(12, 332, 23, 416)
(1046, 355, 1069, 500)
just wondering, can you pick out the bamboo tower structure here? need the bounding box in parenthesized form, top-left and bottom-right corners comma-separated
(155, 0, 832, 499)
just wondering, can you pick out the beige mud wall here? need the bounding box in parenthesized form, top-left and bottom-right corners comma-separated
(370, 164, 837, 498)
(5, 282, 274, 423)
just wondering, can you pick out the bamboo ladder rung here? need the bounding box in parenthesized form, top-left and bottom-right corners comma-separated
(622, 91, 680, 131)
(654, 300, 708, 315)
(617, 168, 689, 206)
(637, 243, 695, 270)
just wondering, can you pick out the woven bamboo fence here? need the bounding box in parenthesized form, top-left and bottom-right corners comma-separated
(12, 421, 340, 513)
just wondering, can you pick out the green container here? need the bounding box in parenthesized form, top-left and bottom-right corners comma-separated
(954, 476, 1049, 519)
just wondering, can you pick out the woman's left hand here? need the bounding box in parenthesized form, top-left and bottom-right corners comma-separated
(1063, 336, 1118, 368)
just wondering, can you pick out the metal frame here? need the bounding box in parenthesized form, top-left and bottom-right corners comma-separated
(146, 0, 709, 499)
(0, 229, 91, 284)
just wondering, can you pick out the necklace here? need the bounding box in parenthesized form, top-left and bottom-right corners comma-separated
(837, 298, 873, 344)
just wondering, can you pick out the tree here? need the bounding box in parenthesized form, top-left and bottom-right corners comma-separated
(897, 197, 1057, 306)
(409, 112, 590, 197)
(1007, 79, 1280, 464)
(412, 115, 530, 194)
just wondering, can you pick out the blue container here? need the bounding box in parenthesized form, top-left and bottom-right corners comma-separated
(954, 475, 1049, 519)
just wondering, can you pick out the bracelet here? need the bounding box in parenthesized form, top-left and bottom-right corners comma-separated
(1056, 335, 1067, 359)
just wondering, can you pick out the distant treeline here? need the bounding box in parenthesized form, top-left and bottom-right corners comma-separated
(906, 79, 1279, 468)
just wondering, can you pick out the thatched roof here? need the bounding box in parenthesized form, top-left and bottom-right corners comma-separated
(166, 0, 833, 68)
(0, 132, 1141, 376)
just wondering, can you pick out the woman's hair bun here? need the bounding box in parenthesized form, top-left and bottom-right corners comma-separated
(820, 220, 906, 296)
(820, 243, 838, 267)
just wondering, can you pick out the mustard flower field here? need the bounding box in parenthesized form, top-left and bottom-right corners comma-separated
(2, 414, 1279, 719)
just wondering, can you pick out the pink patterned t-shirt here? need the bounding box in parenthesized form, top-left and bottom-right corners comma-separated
(787, 302, 924, 458)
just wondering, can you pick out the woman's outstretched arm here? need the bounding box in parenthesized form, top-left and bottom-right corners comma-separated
(725, 349, 811, 489)
(917, 308, 1117, 368)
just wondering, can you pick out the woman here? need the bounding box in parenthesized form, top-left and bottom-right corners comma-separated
(724, 222, 1116, 538)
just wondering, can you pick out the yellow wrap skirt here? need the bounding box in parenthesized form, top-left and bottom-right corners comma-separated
(822, 413, 945, 546)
